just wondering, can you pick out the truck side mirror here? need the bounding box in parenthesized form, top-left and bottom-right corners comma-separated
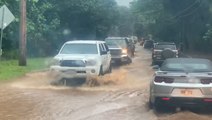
(152, 65, 160, 70)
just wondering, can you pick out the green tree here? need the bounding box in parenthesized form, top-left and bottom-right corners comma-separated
(0, 0, 119, 58)
(131, 0, 212, 52)
(116, 6, 134, 37)
(57, 0, 118, 39)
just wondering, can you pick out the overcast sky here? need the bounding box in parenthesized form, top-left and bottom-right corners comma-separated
(115, 0, 133, 7)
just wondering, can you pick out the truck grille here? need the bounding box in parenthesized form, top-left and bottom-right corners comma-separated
(110, 49, 122, 56)
(60, 60, 85, 67)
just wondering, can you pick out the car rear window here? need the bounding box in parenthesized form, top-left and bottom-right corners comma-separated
(155, 44, 176, 50)
(161, 59, 212, 72)
(60, 43, 98, 54)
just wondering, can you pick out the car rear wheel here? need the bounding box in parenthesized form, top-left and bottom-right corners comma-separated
(153, 99, 162, 112)
(148, 97, 153, 109)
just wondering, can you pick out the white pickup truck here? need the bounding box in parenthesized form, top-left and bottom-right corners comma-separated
(50, 40, 112, 79)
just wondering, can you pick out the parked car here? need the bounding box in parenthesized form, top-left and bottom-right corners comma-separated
(143, 40, 154, 49)
(152, 42, 178, 65)
(105, 37, 132, 64)
(149, 58, 212, 111)
(50, 40, 112, 79)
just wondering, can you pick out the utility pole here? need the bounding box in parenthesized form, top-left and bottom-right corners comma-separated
(19, 0, 27, 66)
(0, 7, 5, 59)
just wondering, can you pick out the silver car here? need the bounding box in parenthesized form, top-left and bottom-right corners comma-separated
(149, 58, 212, 110)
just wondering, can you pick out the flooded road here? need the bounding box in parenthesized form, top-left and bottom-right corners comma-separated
(0, 46, 212, 120)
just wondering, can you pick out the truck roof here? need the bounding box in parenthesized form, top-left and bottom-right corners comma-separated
(65, 40, 105, 44)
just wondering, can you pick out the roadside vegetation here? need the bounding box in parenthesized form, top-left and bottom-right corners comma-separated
(1, 0, 211, 58)
(0, 58, 49, 81)
(0, 0, 121, 81)
(131, 0, 212, 53)
(1, 0, 120, 58)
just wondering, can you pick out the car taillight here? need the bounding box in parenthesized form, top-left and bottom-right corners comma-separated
(162, 97, 170, 101)
(200, 79, 212, 84)
(154, 76, 174, 83)
(204, 99, 212, 102)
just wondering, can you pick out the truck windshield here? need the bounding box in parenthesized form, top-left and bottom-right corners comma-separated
(105, 39, 127, 48)
(60, 43, 98, 54)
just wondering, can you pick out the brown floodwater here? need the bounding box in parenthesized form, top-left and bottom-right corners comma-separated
(0, 46, 212, 120)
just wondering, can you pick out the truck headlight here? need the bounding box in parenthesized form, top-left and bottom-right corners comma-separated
(86, 60, 97, 66)
(122, 49, 128, 54)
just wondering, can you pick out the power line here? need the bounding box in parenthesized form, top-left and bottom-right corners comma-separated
(164, 0, 202, 25)
(179, 0, 202, 18)
(133, 0, 203, 26)
(164, 0, 200, 22)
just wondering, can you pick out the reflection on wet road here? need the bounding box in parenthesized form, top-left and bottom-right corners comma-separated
(0, 46, 212, 120)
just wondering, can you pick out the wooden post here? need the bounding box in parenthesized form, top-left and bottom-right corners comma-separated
(19, 0, 27, 66)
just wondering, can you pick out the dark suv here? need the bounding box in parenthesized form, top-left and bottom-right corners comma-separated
(105, 37, 132, 64)
(152, 42, 178, 64)
(143, 40, 154, 49)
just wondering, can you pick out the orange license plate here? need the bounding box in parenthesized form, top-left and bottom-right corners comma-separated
(181, 90, 193, 96)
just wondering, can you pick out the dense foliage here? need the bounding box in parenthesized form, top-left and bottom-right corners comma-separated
(131, 0, 212, 52)
(1, 0, 119, 58)
(2, 0, 212, 59)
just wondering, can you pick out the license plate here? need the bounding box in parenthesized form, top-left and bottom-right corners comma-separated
(181, 89, 193, 96)
(62, 70, 76, 74)
(172, 89, 202, 97)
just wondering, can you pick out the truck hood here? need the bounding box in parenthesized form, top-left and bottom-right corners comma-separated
(54, 54, 99, 61)
(108, 45, 124, 50)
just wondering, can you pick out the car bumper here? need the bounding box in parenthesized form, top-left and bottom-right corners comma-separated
(151, 83, 212, 106)
(111, 55, 129, 62)
(154, 97, 212, 107)
(50, 65, 99, 78)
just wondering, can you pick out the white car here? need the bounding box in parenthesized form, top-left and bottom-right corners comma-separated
(50, 40, 112, 79)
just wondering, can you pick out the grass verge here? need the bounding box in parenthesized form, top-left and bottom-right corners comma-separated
(0, 58, 51, 81)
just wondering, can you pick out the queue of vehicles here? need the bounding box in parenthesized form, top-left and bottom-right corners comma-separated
(141, 39, 212, 111)
(51, 38, 212, 111)
(50, 37, 135, 80)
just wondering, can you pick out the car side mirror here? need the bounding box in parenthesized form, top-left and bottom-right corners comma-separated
(152, 65, 160, 70)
